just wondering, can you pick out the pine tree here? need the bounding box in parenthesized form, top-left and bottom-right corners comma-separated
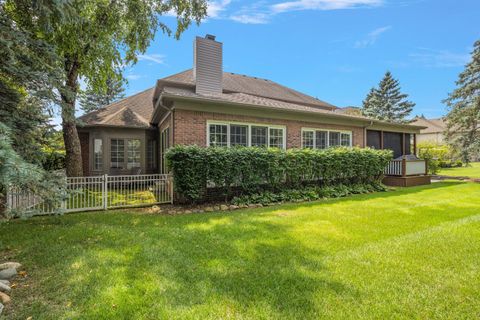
(362, 71, 415, 123)
(80, 76, 126, 113)
(443, 40, 480, 164)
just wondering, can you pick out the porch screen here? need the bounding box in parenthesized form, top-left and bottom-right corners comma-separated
(383, 132, 402, 158)
(366, 130, 381, 149)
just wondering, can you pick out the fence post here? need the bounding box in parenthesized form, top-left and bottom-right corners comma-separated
(402, 158, 407, 177)
(103, 174, 108, 210)
(169, 175, 174, 204)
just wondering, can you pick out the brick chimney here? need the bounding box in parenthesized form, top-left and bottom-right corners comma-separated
(193, 34, 223, 95)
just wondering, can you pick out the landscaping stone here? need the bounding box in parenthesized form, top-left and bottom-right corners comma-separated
(0, 280, 9, 286)
(184, 210, 192, 214)
(239, 204, 248, 209)
(0, 292, 10, 304)
(205, 207, 214, 212)
(0, 262, 21, 271)
(229, 205, 239, 210)
(0, 268, 16, 280)
(0, 282, 10, 293)
(248, 204, 256, 208)
(0, 302, 3, 316)
(220, 205, 229, 211)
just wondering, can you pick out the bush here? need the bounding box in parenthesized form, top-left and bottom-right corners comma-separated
(417, 142, 462, 174)
(166, 146, 392, 203)
(231, 183, 387, 206)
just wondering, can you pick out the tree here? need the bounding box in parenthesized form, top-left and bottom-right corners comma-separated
(6, 0, 207, 177)
(80, 75, 126, 113)
(443, 40, 480, 164)
(362, 71, 415, 123)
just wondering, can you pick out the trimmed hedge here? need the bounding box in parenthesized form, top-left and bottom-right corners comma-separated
(166, 146, 393, 202)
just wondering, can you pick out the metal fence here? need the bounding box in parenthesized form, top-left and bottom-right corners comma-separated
(6, 174, 173, 216)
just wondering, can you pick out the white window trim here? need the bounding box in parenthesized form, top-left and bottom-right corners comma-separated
(301, 128, 353, 148)
(206, 120, 287, 149)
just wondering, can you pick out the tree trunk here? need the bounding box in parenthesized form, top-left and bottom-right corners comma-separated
(61, 56, 83, 177)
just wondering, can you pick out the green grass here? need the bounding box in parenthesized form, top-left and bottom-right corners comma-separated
(437, 162, 480, 178)
(1, 182, 480, 319)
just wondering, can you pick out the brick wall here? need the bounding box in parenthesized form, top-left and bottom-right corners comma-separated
(79, 132, 90, 176)
(173, 109, 365, 148)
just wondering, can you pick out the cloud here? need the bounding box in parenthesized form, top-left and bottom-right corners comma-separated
(230, 12, 270, 24)
(409, 48, 470, 68)
(208, 0, 232, 18)
(137, 54, 166, 64)
(354, 26, 391, 48)
(271, 0, 383, 13)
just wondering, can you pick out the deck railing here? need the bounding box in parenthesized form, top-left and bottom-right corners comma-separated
(384, 159, 427, 177)
(6, 174, 173, 216)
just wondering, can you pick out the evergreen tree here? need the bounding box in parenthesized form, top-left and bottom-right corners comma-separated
(362, 71, 415, 123)
(443, 40, 480, 164)
(80, 75, 126, 113)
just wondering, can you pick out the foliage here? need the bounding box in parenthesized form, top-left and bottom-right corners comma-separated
(232, 183, 388, 206)
(166, 145, 393, 203)
(362, 71, 415, 123)
(79, 75, 126, 113)
(417, 141, 460, 174)
(39, 129, 66, 171)
(444, 39, 480, 164)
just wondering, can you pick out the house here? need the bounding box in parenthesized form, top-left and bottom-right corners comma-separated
(77, 34, 427, 185)
(411, 117, 446, 144)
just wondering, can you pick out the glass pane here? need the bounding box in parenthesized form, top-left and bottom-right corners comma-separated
(127, 139, 141, 169)
(93, 139, 103, 170)
(269, 128, 284, 148)
(302, 131, 314, 148)
(329, 132, 340, 147)
(251, 126, 268, 147)
(341, 133, 351, 146)
(315, 131, 328, 149)
(209, 124, 228, 147)
(110, 139, 125, 169)
(147, 140, 156, 169)
(230, 125, 248, 147)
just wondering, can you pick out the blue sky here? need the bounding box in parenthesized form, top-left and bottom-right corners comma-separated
(81, 0, 480, 121)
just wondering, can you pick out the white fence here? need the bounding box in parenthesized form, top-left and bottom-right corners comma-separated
(6, 174, 173, 216)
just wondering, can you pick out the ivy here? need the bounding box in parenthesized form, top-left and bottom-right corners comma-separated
(166, 146, 393, 203)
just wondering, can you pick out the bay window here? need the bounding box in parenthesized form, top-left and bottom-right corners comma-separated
(110, 139, 125, 169)
(110, 138, 142, 170)
(93, 138, 103, 171)
(127, 139, 141, 169)
(302, 129, 352, 149)
(207, 122, 285, 149)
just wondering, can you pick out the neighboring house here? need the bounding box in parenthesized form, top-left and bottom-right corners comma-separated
(411, 117, 446, 144)
(77, 34, 426, 177)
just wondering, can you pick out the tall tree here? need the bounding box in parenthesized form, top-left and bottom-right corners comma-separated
(80, 75, 126, 113)
(362, 71, 415, 123)
(443, 40, 480, 163)
(6, 0, 207, 177)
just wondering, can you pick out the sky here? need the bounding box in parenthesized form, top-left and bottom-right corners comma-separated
(71, 0, 480, 123)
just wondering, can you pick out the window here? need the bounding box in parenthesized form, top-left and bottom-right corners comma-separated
(269, 128, 284, 149)
(329, 131, 340, 147)
(209, 124, 228, 147)
(110, 139, 125, 169)
(230, 125, 248, 147)
(302, 131, 314, 149)
(302, 129, 352, 149)
(207, 122, 285, 149)
(127, 139, 141, 169)
(93, 139, 103, 171)
(147, 140, 156, 169)
(160, 127, 170, 174)
(315, 131, 328, 149)
(251, 126, 268, 147)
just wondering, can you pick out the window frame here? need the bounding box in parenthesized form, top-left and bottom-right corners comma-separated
(301, 128, 352, 149)
(109, 138, 143, 170)
(93, 138, 104, 171)
(206, 121, 286, 149)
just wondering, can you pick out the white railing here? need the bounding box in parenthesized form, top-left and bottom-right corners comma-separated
(6, 174, 173, 216)
(384, 159, 427, 177)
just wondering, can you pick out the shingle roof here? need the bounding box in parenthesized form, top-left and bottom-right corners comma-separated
(411, 117, 446, 134)
(161, 69, 336, 110)
(78, 87, 155, 128)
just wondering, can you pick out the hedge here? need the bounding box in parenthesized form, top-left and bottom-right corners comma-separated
(166, 146, 393, 202)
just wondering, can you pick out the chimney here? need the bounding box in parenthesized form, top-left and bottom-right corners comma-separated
(194, 34, 223, 95)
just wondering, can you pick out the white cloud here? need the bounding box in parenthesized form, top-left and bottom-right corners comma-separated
(354, 25, 391, 48)
(230, 12, 270, 24)
(137, 54, 166, 64)
(271, 0, 383, 13)
(208, 0, 232, 18)
(409, 48, 470, 68)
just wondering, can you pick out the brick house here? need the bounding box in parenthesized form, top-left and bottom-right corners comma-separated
(78, 34, 427, 184)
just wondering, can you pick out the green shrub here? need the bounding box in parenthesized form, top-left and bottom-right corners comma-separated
(417, 142, 462, 174)
(166, 146, 392, 203)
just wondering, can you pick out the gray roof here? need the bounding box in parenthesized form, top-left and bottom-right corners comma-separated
(411, 117, 446, 134)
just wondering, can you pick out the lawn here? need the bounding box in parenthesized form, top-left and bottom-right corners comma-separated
(1, 181, 480, 319)
(437, 162, 480, 178)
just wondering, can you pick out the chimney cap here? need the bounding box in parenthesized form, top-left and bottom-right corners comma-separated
(205, 34, 216, 41)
